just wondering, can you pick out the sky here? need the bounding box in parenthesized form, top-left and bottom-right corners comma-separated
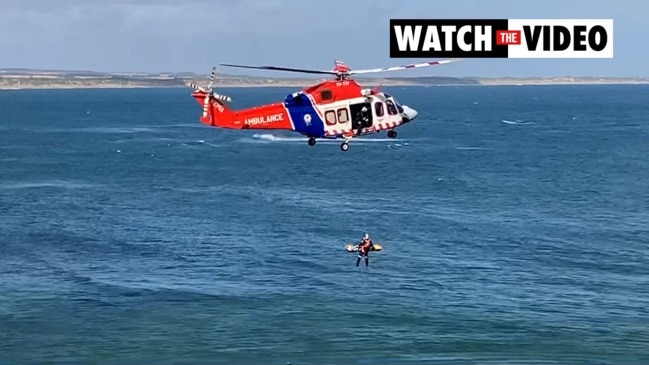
(0, 0, 646, 77)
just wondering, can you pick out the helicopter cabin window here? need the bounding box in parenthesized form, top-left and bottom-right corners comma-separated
(374, 102, 385, 117)
(386, 100, 398, 115)
(320, 89, 333, 101)
(337, 108, 349, 124)
(325, 110, 337, 125)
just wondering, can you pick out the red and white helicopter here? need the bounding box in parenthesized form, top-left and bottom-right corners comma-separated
(190, 59, 457, 151)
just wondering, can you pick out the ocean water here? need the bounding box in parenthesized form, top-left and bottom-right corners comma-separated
(0, 84, 648, 365)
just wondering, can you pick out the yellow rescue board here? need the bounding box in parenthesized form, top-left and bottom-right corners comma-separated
(345, 243, 383, 252)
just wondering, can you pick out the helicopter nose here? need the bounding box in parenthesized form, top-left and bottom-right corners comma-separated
(402, 105, 418, 122)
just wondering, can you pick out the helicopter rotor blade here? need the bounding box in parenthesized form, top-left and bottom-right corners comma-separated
(219, 63, 336, 75)
(207, 66, 216, 91)
(187, 82, 205, 92)
(349, 59, 461, 75)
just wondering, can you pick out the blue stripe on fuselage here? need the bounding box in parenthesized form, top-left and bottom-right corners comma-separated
(284, 93, 324, 138)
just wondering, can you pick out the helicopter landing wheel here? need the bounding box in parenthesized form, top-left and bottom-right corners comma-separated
(388, 130, 397, 138)
(340, 142, 349, 152)
(308, 137, 316, 146)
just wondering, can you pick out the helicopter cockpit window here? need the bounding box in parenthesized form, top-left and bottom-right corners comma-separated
(374, 102, 385, 117)
(320, 89, 333, 101)
(386, 100, 398, 115)
(391, 97, 404, 111)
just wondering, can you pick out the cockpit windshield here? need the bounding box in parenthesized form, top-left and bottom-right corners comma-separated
(384, 94, 404, 113)
(394, 99, 404, 113)
(392, 98, 403, 113)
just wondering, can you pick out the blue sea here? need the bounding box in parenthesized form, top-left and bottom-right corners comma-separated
(1, 84, 648, 365)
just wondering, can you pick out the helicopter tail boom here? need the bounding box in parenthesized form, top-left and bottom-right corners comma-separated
(192, 91, 294, 131)
(234, 103, 294, 130)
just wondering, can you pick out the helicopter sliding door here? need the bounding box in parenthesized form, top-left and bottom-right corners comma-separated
(350, 102, 373, 130)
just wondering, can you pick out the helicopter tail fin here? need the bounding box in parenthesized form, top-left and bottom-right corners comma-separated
(191, 90, 242, 129)
(189, 67, 242, 129)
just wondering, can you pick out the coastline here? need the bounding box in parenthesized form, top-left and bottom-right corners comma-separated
(3, 80, 649, 90)
(1, 69, 648, 90)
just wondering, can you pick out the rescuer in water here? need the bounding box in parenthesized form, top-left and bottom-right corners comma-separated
(356, 233, 376, 267)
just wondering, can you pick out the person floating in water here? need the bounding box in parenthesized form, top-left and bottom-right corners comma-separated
(356, 233, 375, 267)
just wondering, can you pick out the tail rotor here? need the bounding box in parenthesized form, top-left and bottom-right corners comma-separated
(188, 67, 232, 118)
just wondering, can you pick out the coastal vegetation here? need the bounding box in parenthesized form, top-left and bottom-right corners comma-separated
(1, 68, 647, 89)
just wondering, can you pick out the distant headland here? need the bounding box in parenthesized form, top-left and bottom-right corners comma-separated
(1, 68, 648, 90)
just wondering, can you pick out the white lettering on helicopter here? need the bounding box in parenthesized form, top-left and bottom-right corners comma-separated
(245, 113, 284, 126)
(214, 102, 225, 113)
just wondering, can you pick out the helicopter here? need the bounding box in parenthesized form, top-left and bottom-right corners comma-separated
(189, 59, 458, 151)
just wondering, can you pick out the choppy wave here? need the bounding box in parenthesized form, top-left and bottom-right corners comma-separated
(248, 133, 405, 143)
(0, 180, 98, 190)
(501, 119, 534, 125)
